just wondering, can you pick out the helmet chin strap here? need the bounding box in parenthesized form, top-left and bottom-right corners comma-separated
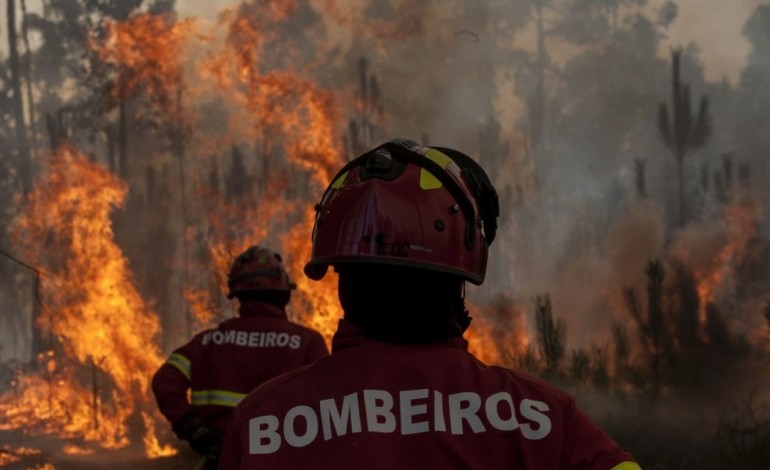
(458, 281, 471, 333)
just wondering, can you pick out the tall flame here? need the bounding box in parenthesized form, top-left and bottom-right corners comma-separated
(2, 145, 172, 455)
(690, 202, 759, 324)
(192, 2, 345, 344)
(466, 298, 531, 365)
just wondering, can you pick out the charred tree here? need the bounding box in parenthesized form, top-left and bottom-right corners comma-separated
(529, 0, 547, 154)
(722, 152, 733, 194)
(569, 349, 590, 386)
(738, 162, 750, 188)
(612, 323, 631, 388)
(534, 294, 565, 379)
(700, 162, 709, 192)
(673, 264, 700, 351)
(117, 87, 129, 180)
(44, 110, 73, 152)
(20, 0, 37, 154)
(345, 57, 384, 160)
(169, 84, 192, 339)
(658, 48, 712, 227)
(714, 170, 726, 203)
(704, 302, 730, 348)
(635, 158, 647, 198)
(8, 0, 42, 359)
(7, 0, 33, 194)
(143, 165, 177, 350)
(590, 344, 610, 393)
(227, 145, 251, 199)
(624, 259, 669, 398)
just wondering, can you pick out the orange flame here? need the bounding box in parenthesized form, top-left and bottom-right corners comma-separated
(2, 145, 170, 455)
(184, 287, 221, 331)
(466, 298, 531, 365)
(693, 202, 759, 321)
(0, 445, 42, 467)
(91, 13, 196, 118)
(61, 444, 94, 456)
(186, 3, 345, 345)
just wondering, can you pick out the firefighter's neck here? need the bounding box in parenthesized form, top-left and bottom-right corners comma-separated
(238, 300, 287, 319)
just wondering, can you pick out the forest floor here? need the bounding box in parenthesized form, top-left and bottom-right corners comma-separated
(0, 430, 199, 470)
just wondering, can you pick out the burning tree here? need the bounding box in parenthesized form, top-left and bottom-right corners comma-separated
(623, 259, 669, 399)
(534, 294, 565, 379)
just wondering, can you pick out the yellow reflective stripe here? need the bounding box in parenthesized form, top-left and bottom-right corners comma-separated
(424, 148, 453, 169)
(166, 353, 191, 380)
(191, 389, 247, 407)
(331, 171, 348, 189)
(610, 462, 642, 470)
(419, 149, 453, 190)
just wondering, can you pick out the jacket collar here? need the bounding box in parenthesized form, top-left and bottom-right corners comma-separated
(238, 301, 287, 319)
(331, 319, 469, 353)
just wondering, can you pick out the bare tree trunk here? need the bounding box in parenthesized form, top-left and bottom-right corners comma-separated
(106, 126, 116, 173)
(118, 94, 129, 180)
(20, 0, 38, 155)
(173, 86, 192, 338)
(7, 0, 33, 193)
(677, 152, 685, 226)
(531, 1, 546, 152)
(8, 0, 41, 361)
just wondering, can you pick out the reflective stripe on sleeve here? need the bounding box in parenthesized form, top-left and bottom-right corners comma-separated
(610, 462, 642, 470)
(166, 353, 191, 380)
(191, 389, 247, 407)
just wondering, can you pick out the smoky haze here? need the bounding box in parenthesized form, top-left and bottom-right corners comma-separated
(1, 0, 770, 468)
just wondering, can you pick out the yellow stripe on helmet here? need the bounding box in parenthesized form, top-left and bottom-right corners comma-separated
(331, 171, 349, 189)
(419, 148, 454, 190)
(610, 462, 642, 470)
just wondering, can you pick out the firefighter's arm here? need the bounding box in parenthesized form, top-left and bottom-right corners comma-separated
(151, 352, 193, 424)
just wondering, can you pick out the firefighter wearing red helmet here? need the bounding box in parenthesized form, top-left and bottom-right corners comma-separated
(219, 139, 640, 470)
(151, 246, 328, 469)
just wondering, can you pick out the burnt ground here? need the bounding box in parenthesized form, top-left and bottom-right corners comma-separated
(0, 430, 201, 470)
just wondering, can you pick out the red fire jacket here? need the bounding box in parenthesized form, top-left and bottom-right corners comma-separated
(152, 302, 329, 432)
(218, 320, 640, 470)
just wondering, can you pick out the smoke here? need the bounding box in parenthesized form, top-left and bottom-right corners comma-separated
(655, 0, 761, 84)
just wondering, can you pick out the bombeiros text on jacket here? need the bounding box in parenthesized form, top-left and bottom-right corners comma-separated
(202, 329, 302, 349)
(249, 388, 552, 454)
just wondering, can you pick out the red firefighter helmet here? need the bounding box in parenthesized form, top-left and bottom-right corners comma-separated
(304, 138, 499, 285)
(227, 246, 295, 299)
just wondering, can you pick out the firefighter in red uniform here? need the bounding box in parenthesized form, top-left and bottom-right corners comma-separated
(218, 139, 641, 469)
(152, 246, 329, 469)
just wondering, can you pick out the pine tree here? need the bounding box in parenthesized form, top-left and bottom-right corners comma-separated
(535, 294, 565, 378)
(624, 259, 669, 397)
(658, 48, 712, 227)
